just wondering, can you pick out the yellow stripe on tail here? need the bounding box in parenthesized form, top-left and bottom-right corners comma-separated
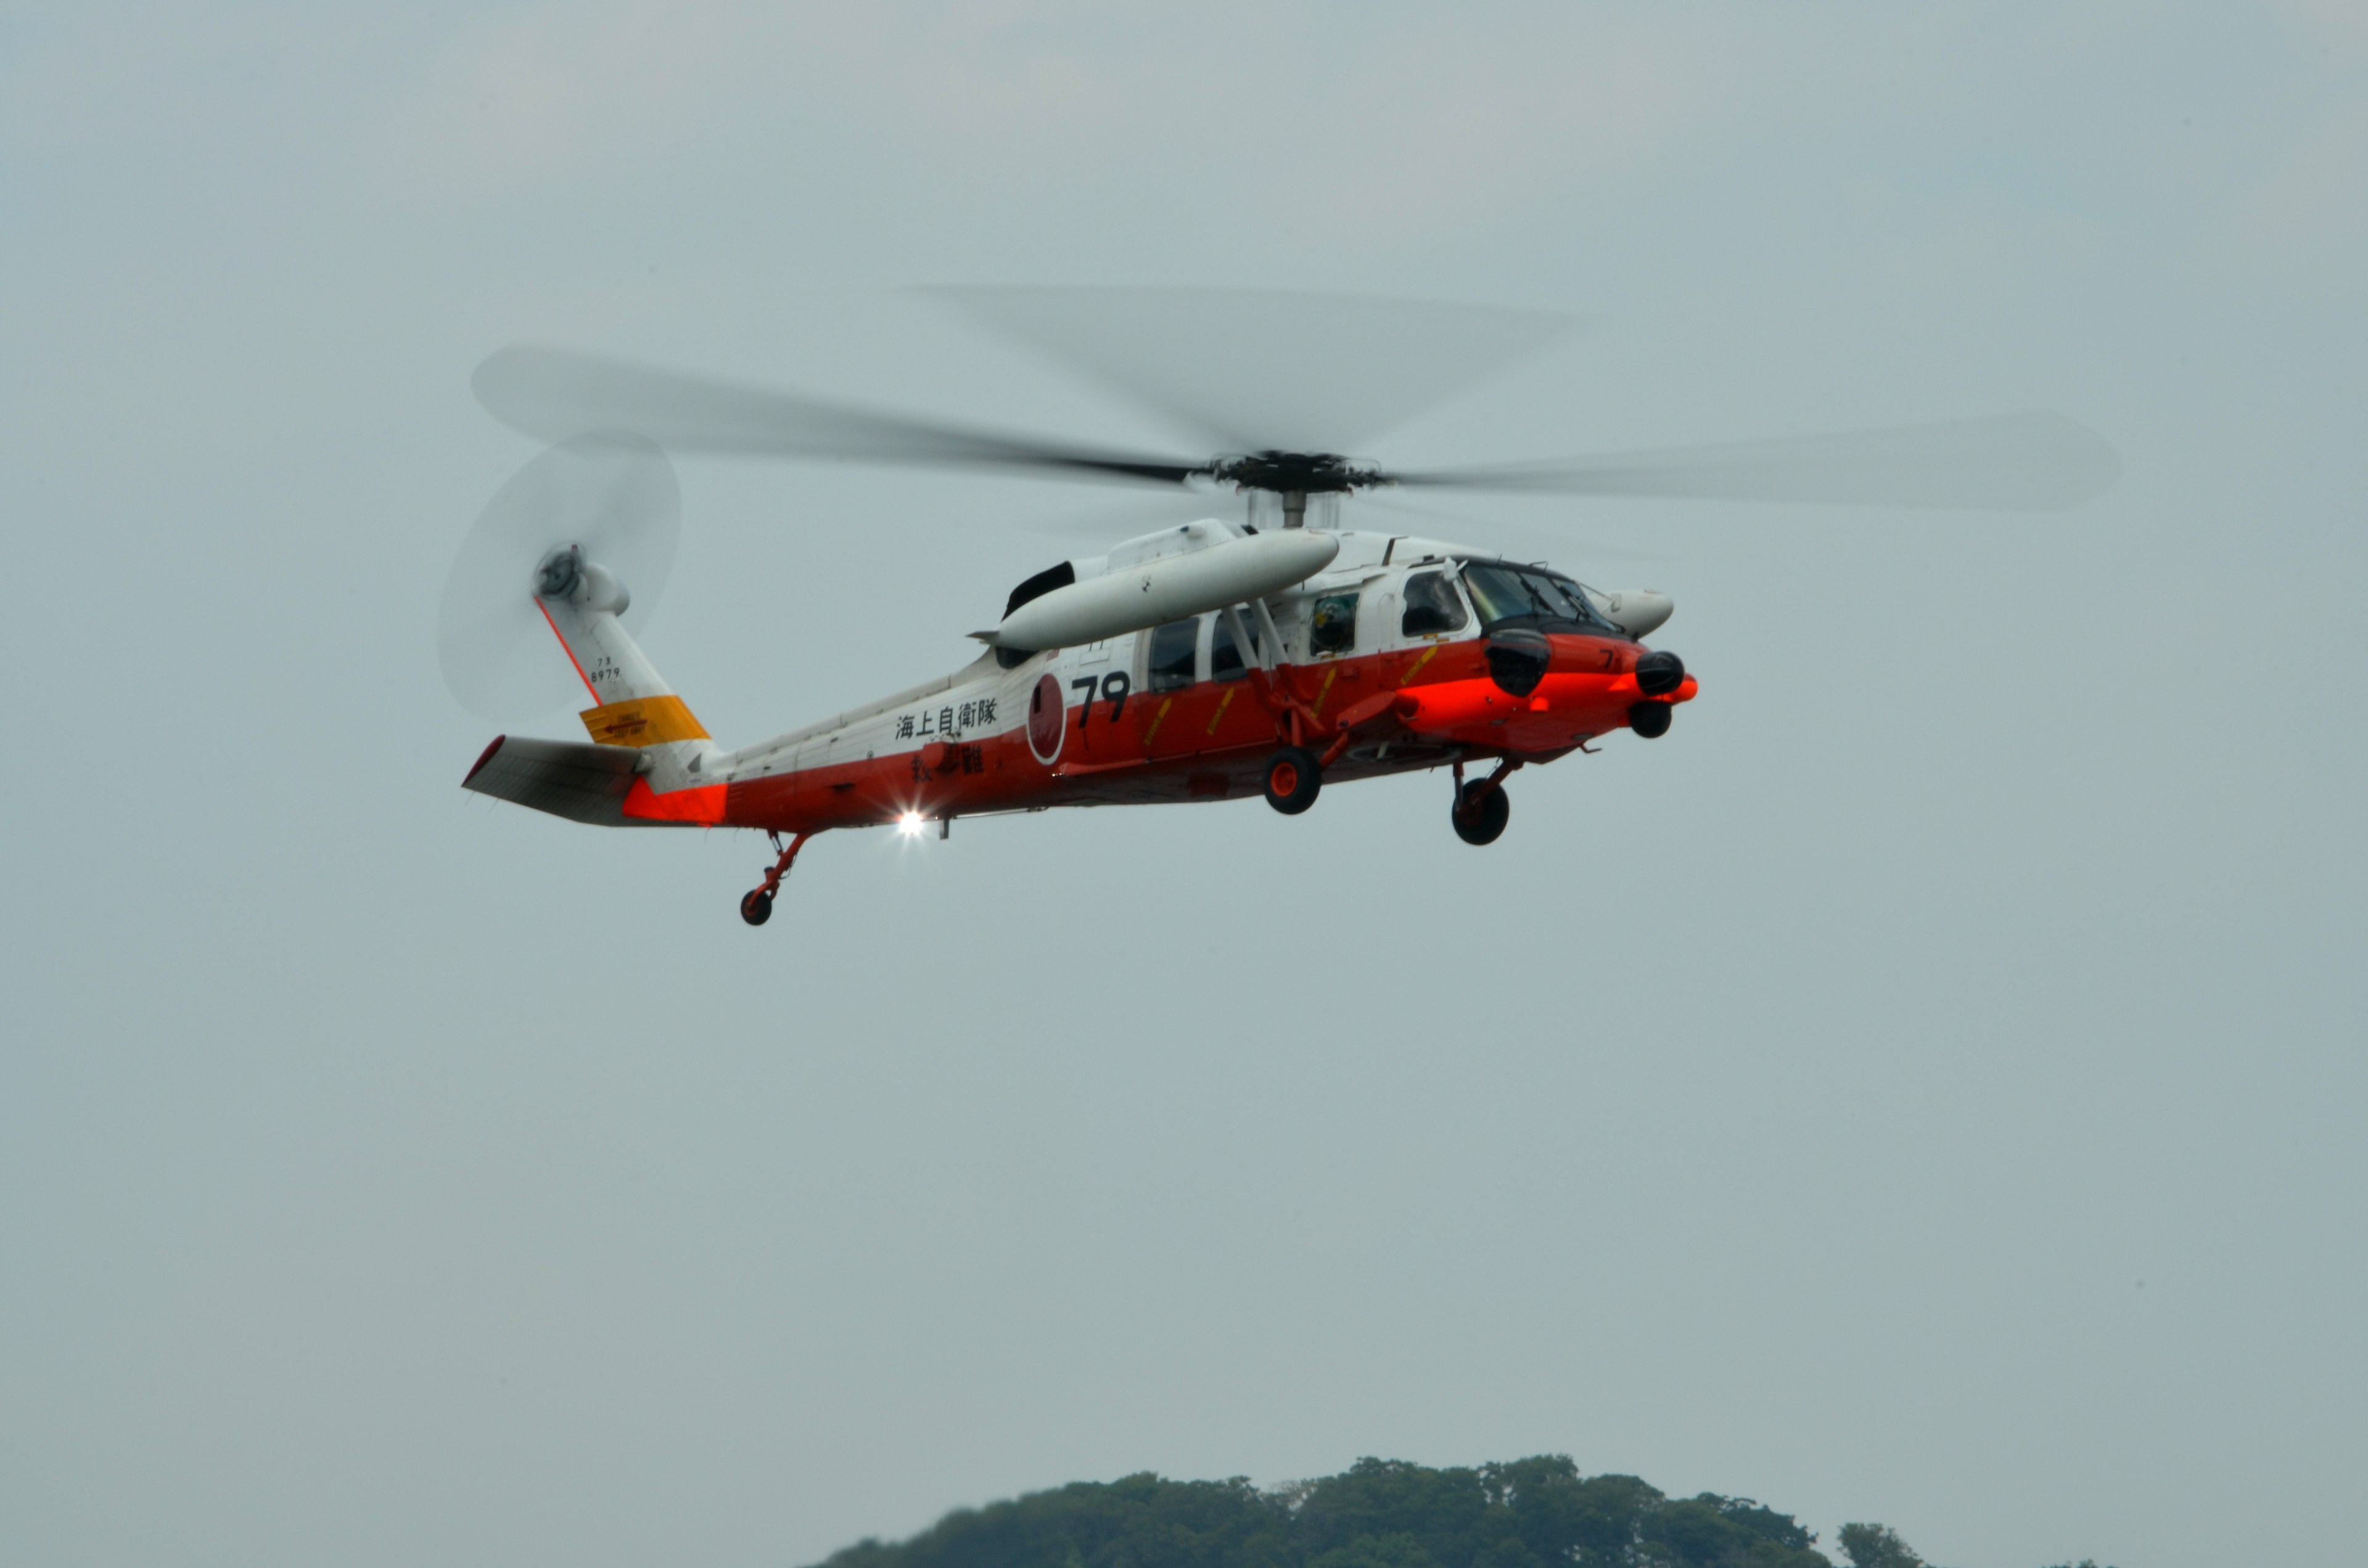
(580, 694, 709, 747)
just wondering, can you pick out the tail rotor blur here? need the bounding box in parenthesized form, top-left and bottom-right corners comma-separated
(437, 433, 681, 724)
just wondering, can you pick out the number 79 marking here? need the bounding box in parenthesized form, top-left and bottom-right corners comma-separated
(1072, 671, 1131, 728)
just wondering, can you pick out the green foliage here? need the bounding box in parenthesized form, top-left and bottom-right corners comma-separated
(815, 1472, 1297, 1568)
(806, 1457, 1824, 1568)
(806, 1459, 2105, 1568)
(1638, 1493, 1825, 1568)
(1835, 1524, 1923, 1568)
(1307, 1532, 1441, 1568)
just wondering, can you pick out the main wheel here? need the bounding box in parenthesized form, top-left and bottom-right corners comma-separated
(739, 889, 774, 926)
(1263, 746, 1323, 815)
(1452, 779, 1510, 846)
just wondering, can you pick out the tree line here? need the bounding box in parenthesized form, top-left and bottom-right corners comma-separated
(807, 1456, 2114, 1568)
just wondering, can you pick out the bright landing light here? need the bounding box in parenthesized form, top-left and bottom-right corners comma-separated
(897, 811, 926, 837)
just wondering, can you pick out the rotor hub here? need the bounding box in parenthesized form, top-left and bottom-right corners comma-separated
(1206, 451, 1385, 496)
(535, 543, 583, 599)
(533, 543, 631, 614)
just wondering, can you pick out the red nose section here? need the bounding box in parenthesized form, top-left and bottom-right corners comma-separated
(1395, 636, 1698, 750)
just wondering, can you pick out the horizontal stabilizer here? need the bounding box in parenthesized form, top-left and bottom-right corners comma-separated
(461, 736, 686, 827)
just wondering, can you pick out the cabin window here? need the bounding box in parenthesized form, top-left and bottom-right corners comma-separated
(1210, 610, 1260, 682)
(1400, 572, 1468, 637)
(1148, 618, 1199, 692)
(1309, 593, 1359, 656)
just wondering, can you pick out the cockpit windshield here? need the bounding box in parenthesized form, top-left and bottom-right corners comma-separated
(1460, 563, 1614, 634)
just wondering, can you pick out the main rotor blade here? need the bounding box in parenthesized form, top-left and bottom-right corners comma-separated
(1019, 493, 1248, 545)
(1355, 493, 1664, 564)
(1392, 412, 2121, 511)
(931, 287, 1577, 455)
(473, 345, 1210, 487)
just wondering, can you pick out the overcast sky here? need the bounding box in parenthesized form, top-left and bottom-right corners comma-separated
(5, 6, 2364, 1567)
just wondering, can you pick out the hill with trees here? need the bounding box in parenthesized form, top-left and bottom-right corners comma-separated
(807, 1456, 2113, 1568)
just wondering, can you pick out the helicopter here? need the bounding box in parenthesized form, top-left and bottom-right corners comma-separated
(438, 290, 2117, 926)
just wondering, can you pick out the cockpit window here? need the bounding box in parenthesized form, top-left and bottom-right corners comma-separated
(1548, 576, 1611, 629)
(1148, 618, 1198, 692)
(1400, 571, 1469, 636)
(1461, 564, 1545, 625)
(1460, 563, 1613, 633)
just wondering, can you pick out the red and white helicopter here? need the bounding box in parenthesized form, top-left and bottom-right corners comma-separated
(439, 291, 2115, 925)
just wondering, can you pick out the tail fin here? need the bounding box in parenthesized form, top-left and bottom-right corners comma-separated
(535, 549, 717, 793)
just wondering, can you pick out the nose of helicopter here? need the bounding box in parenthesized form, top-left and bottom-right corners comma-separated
(1484, 631, 1686, 700)
(1584, 588, 1674, 639)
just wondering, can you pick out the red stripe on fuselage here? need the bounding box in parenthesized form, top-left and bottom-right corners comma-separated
(622, 776, 727, 824)
(711, 633, 1693, 835)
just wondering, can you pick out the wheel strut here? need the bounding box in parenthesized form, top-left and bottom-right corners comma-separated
(1453, 757, 1520, 813)
(741, 830, 813, 927)
(1451, 759, 1519, 848)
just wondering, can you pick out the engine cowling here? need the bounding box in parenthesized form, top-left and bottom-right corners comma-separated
(988, 529, 1338, 652)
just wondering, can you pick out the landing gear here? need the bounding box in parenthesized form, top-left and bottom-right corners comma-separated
(1450, 758, 1518, 847)
(1263, 746, 1323, 815)
(740, 829, 813, 926)
(1452, 780, 1511, 845)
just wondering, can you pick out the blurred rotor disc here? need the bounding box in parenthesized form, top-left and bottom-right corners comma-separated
(437, 432, 680, 724)
(931, 285, 1578, 454)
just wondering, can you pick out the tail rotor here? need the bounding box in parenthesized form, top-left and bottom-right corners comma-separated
(437, 433, 681, 724)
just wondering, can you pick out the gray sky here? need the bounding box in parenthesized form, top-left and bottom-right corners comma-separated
(4, 5, 2363, 1566)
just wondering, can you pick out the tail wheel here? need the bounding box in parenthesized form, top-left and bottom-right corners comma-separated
(1263, 746, 1323, 815)
(1452, 779, 1511, 846)
(739, 889, 774, 926)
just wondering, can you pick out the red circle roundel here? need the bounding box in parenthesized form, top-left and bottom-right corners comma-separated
(1026, 672, 1066, 763)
